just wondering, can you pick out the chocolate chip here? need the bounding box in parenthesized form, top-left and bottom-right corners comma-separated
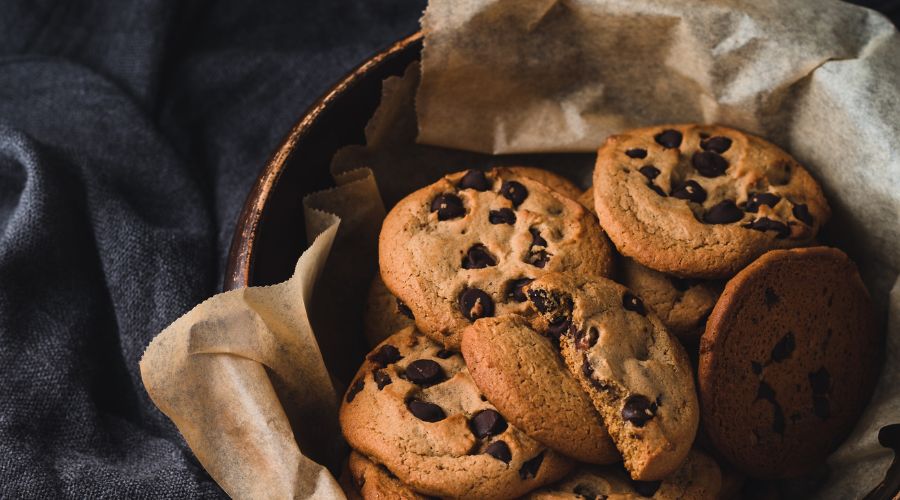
(581, 357, 594, 378)
(459, 169, 491, 191)
(546, 317, 571, 338)
(462, 244, 497, 269)
(692, 151, 729, 177)
(528, 251, 550, 268)
(470, 409, 508, 438)
(744, 217, 790, 238)
(809, 367, 830, 394)
(405, 359, 445, 386)
(436, 348, 453, 359)
(793, 203, 814, 226)
(576, 327, 599, 350)
(373, 370, 392, 390)
(745, 192, 781, 213)
(368, 344, 402, 367)
(647, 183, 667, 197)
(764, 287, 779, 307)
(773, 405, 786, 434)
(489, 208, 516, 225)
(430, 193, 465, 220)
(751, 361, 763, 375)
(622, 394, 657, 427)
(527, 289, 553, 314)
(396, 299, 414, 319)
(654, 129, 683, 148)
(346, 379, 365, 403)
(670, 180, 707, 203)
(506, 278, 533, 303)
(407, 399, 446, 422)
(700, 136, 732, 154)
(622, 292, 646, 315)
(458, 288, 495, 321)
(703, 200, 743, 224)
(519, 452, 545, 479)
(529, 227, 547, 247)
(573, 484, 602, 499)
(813, 395, 831, 419)
(631, 480, 662, 497)
(500, 181, 528, 207)
(757, 381, 776, 402)
(626, 148, 647, 159)
(638, 165, 660, 179)
(771, 332, 795, 362)
(485, 441, 511, 463)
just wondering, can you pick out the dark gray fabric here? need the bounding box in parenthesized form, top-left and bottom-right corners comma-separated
(0, 0, 894, 497)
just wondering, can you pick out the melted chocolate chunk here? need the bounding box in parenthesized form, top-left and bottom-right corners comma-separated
(670, 180, 707, 203)
(622, 292, 646, 315)
(529, 227, 548, 247)
(373, 369, 392, 390)
(745, 192, 781, 213)
(485, 441, 512, 463)
(470, 409, 508, 438)
(622, 394, 657, 427)
(764, 287, 779, 307)
(527, 227, 551, 268)
(346, 378, 364, 403)
(813, 395, 831, 419)
(744, 217, 790, 238)
(655, 129, 683, 149)
(435, 348, 453, 359)
(489, 208, 517, 225)
(407, 399, 446, 422)
(458, 288, 495, 321)
(405, 359, 445, 386)
(631, 480, 662, 497)
(546, 317, 572, 338)
(526, 288, 572, 316)
(506, 278, 533, 303)
(751, 361, 763, 375)
(809, 367, 830, 394)
(368, 344, 402, 367)
(626, 148, 648, 159)
(500, 181, 528, 207)
(756, 381, 785, 434)
(771, 332, 795, 362)
(462, 244, 497, 269)
(396, 299, 414, 319)
(757, 380, 776, 401)
(647, 183, 667, 197)
(638, 165, 660, 179)
(692, 151, 729, 177)
(573, 484, 602, 499)
(700, 135, 732, 154)
(703, 200, 743, 224)
(576, 326, 599, 350)
(519, 452, 545, 480)
(459, 169, 491, 191)
(793, 203, 814, 226)
(430, 194, 465, 220)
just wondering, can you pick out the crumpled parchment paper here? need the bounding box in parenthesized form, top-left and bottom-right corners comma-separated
(141, 0, 900, 498)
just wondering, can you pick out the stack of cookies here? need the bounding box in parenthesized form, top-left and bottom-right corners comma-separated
(340, 125, 882, 499)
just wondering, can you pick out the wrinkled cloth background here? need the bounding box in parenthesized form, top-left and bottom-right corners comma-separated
(0, 0, 895, 497)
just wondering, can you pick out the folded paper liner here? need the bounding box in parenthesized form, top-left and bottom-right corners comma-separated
(141, 0, 900, 498)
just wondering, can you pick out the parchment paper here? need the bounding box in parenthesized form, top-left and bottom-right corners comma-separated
(140, 0, 900, 498)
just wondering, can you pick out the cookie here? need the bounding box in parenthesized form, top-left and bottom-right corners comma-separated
(620, 258, 721, 343)
(578, 188, 595, 212)
(461, 314, 619, 464)
(346, 451, 426, 500)
(592, 124, 830, 278)
(363, 273, 416, 347)
(503, 166, 583, 201)
(380, 168, 615, 348)
(340, 326, 573, 498)
(526, 449, 722, 499)
(524, 273, 699, 480)
(698, 246, 881, 478)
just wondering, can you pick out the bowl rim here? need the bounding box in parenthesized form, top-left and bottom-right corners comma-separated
(223, 31, 423, 291)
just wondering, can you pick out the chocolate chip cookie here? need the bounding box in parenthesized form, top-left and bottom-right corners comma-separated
(699, 247, 881, 478)
(346, 451, 427, 500)
(363, 273, 416, 347)
(380, 168, 615, 348)
(592, 124, 830, 278)
(340, 326, 573, 498)
(620, 258, 721, 343)
(461, 314, 619, 464)
(524, 273, 699, 480)
(526, 449, 722, 499)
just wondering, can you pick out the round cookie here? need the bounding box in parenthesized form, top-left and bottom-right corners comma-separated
(524, 273, 699, 480)
(340, 326, 573, 498)
(526, 450, 722, 499)
(346, 451, 426, 500)
(620, 258, 721, 343)
(698, 246, 881, 478)
(503, 166, 583, 201)
(593, 124, 830, 278)
(363, 273, 416, 347)
(380, 168, 615, 349)
(461, 314, 619, 464)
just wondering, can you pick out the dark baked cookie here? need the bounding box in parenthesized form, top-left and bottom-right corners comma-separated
(380, 168, 615, 348)
(347, 451, 427, 500)
(699, 246, 881, 478)
(592, 124, 830, 278)
(526, 449, 722, 499)
(340, 326, 573, 498)
(363, 273, 416, 347)
(524, 273, 699, 480)
(461, 314, 619, 464)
